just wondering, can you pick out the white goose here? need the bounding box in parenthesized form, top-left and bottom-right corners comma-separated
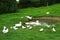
(2, 26, 9, 33)
(43, 23, 50, 28)
(39, 28, 44, 32)
(16, 0, 19, 3)
(15, 21, 22, 27)
(25, 22, 35, 25)
(26, 25, 30, 28)
(46, 12, 50, 14)
(28, 26, 32, 30)
(26, 16, 32, 19)
(52, 27, 56, 32)
(22, 26, 26, 29)
(35, 20, 41, 26)
(11, 26, 18, 30)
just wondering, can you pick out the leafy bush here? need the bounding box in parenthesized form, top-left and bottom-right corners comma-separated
(0, 0, 17, 13)
(19, 0, 57, 8)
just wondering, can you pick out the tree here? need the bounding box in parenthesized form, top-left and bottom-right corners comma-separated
(0, 0, 17, 13)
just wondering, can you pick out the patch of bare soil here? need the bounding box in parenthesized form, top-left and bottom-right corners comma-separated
(28, 17, 60, 23)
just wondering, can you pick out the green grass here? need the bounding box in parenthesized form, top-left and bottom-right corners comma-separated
(0, 4, 60, 40)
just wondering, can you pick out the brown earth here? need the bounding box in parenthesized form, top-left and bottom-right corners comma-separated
(28, 17, 60, 22)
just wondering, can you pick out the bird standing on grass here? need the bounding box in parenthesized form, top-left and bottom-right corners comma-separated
(15, 21, 22, 27)
(26, 25, 30, 28)
(52, 27, 56, 32)
(26, 16, 32, 19)
(35, 20, 41, 26)
(43, 22, 50, 28)
(46, 12, 50, 14)
(2, 26, 9, 33)
(22, 26, 26, 29)
(39, 28, 44, 32)
(10, 26, 18, 30)
(28, 26, 32, 30)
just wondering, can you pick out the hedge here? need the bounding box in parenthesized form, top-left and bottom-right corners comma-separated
(0, 0, 17, 13)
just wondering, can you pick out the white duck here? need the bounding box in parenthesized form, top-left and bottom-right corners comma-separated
(25, 22, 35, 25)
(35, 20, 41, 26)
(39, 28, 44, 32)
(2, 26, 9, 33)
(46, 12, 50, 14)
(46, 25, 51, 28)
(11, 26, 18, 30)
(30, 22, 36, 25)
(22, 26, 26, 29)
(28, 26, 32, 30)
(52, 27, 56, 32)
(43, 23, 50, 28)
(16, 0, 19, 3)
(25, 22, 30, 25)
(26, 25, 30, 28)
(26, 16, 32, 19)
(15, 21, 22, 27)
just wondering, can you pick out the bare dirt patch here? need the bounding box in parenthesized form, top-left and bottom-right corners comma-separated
(28, 17, 60, 23)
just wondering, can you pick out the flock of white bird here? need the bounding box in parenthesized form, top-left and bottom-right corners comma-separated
(2, 12, 56, 34)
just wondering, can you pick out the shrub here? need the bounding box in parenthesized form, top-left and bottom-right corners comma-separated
(19, 0, 57, 8)
(0, 0, 17, 13)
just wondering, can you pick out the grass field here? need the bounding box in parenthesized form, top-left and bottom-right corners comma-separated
(0, 4, 60, 40)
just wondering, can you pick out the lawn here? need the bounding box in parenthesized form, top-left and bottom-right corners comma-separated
(0, 4, 60, 40)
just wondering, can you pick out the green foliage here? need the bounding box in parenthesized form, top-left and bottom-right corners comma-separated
(0, 0, 17, 13)
(19, 0, 57, 8)
(19, 0, 31, 8)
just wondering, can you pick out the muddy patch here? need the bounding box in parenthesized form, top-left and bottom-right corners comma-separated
(28, 17, 60, 23)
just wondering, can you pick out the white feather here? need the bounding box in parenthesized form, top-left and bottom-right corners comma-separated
(46, 12, 50, 14)
(29, 27, 32, 30)
(2, 26, 9, 33)
(15, 22, 22, 27)
(39, 28, 44, 32)
(52, 27, 56, 32)
(35, 20, 41, 26)
(11, 26, 18, 30)
(26, 25, 30, 28)
(26, 16, 32, 19)
(22, 26, 26, 29)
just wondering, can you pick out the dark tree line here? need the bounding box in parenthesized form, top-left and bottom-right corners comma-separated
(19, 0, 58, 8)
(0, 0, 60, 13)
(0, 0, 17, 13)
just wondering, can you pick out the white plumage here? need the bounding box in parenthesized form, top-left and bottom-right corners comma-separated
(22, 26, 26, 29)
(46, 12, 50, 14)
(15, 22, 22, 27)
(2, 26, 9, 33)
(26, 25, 30, 28)
(25, 22, 35, 25)
(39, 28, 44, 32)
(11, 26, 18, 30)
(52, 27, 56, 32)
(35, 20, 41, 26)
(43, 23, 50, 28)
(46, 25, 51, 28)
(25, 22, 30, 25)
(28, 26, 32, 30)
(26, 16, 32, 19)
(25, 20, 41, 26)
(30, 22, 36, 25)
(16, 0, 19, 3)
